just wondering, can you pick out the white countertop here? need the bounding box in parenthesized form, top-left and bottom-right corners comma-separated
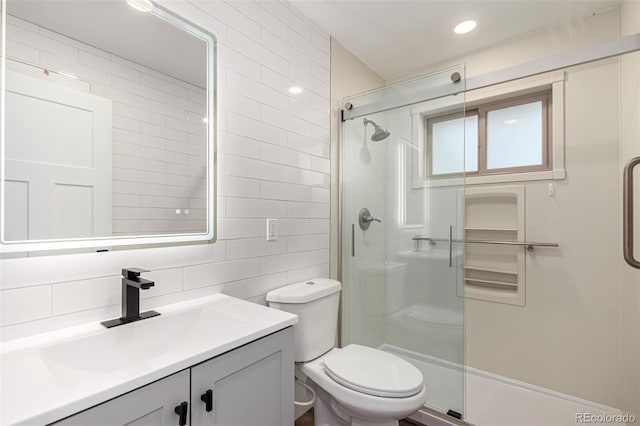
(0, 294, 298, 426)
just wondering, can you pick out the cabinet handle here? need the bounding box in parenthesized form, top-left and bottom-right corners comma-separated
(174, 401, 188, 426)
(200, 389, 213, 412)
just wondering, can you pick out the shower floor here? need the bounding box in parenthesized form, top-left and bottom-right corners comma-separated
(380, 344, 463, 415)
(380, 344, 625, 426)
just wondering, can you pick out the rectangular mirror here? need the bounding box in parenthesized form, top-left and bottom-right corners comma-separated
(0, 0, 216, 253)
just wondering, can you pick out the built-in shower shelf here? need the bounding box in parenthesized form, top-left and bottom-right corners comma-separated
(464, 266, 517, 275)
(463, 185, 526, 306)
(464, 227, 518, 232)
(464, 278, 518, 289)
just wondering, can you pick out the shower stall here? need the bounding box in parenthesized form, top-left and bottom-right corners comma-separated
(339, 36, 640, 424)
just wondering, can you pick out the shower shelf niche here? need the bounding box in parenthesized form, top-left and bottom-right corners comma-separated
(463, 265, 517, 274)
(462, 186, 526, 306)
(464, 227, 518, 232)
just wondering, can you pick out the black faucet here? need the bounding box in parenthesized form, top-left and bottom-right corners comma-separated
(101, 268, 161, 329)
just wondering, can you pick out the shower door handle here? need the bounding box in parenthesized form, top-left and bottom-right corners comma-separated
(352, 224, 355, 257)
(624, 156, 640, 269)
(448, 225, 453, 268)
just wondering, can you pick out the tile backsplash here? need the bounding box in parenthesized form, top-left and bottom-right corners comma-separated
(0, 0, 330, 340)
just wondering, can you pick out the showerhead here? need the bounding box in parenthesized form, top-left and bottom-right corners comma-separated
(371, 128, 390, 142)
(363, 118, 390, 141)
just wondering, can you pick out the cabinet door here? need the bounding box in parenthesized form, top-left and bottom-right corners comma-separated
(191, 328, 294, 426)
(53, 370, 190, 426)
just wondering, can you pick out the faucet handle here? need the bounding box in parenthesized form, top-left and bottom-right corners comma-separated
(122, 267, 150, 280)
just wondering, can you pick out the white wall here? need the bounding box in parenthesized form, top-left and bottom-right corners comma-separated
(0, 0, 331, 340)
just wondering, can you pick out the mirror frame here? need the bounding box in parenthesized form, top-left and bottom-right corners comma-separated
(0, 1, 217, 253)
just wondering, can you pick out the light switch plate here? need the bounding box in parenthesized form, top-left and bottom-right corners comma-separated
(266, 219, 278, 241)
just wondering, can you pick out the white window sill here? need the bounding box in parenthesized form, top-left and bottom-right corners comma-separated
(412, 168, 566, 188)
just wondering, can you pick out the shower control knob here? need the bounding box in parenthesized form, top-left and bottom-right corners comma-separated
(359, 208, 382, 231)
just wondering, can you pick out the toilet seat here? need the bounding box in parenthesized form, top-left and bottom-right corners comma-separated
(302, 348, 427, 422)
(322, 345, 423, 398)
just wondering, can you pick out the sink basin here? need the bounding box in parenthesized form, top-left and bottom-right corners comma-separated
(37, 303, 259, 375)
(39, 308, 204, 374)
(1, 294, 298, 426)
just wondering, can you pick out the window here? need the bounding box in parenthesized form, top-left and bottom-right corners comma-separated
(426, 91, 551, 178)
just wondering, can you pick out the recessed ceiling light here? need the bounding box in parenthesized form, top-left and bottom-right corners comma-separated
(127, 0, 154, 12)
(454, 20, 477, 34)
(289, 86, 303, 95)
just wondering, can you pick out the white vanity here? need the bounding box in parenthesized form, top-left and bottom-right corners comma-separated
(0, 295, 297, 426)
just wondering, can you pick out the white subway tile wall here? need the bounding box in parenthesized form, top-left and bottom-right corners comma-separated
(0, 0, 330, 339)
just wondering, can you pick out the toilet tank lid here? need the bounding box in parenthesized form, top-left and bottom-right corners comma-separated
(266, 278, 341, 304)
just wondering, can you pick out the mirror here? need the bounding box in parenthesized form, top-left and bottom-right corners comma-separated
(0, 0, 216, 253)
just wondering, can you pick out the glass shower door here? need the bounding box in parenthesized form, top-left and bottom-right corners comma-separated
(340, 67, 467, 417)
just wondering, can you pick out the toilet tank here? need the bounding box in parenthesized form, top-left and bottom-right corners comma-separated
(266, 278, 342, 362)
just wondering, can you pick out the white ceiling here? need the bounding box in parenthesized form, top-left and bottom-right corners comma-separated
(7, 0, 207, 88)
(291, 0, 622, 79)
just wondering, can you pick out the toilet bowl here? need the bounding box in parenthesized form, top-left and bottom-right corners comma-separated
(266, 278, 426, 426)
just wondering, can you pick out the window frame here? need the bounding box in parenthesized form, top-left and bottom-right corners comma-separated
(425, 110, 479, 179)
(425, 89, 552, 179)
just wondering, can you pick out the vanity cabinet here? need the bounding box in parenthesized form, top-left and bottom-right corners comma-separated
(191, 326, 294, 426)
(52, 328, 293, 426)
(53, 370, 190, 426)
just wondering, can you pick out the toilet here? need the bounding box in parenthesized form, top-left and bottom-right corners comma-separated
(266, 278, 426, 426)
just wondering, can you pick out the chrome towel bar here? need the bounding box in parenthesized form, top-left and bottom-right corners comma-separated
(412, 236, 559, 252)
